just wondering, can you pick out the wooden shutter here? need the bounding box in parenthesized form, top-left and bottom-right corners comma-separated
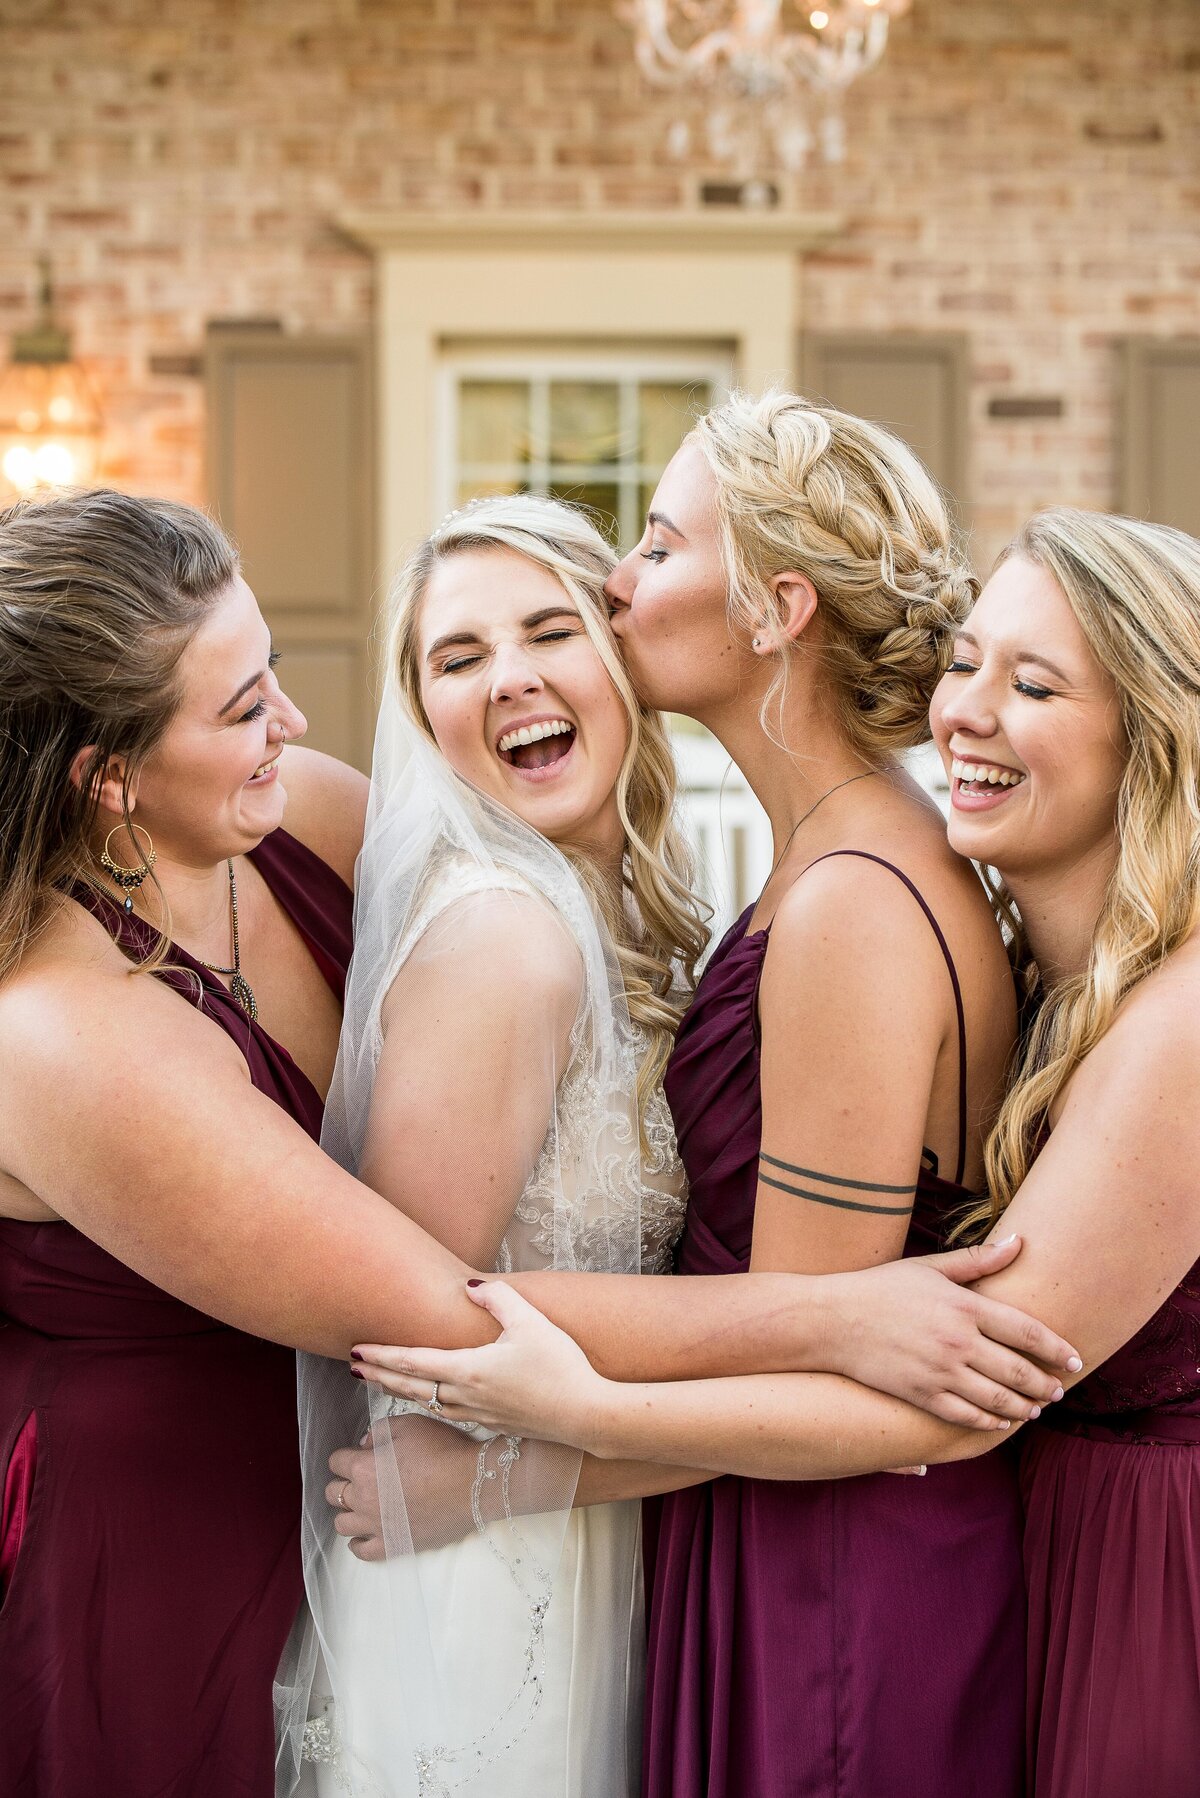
(206, 331, 376, 771)
(798, 332, 969, 524)
(1120, 339, 1200, 536)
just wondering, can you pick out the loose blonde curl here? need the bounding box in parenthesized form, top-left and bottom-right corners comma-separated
(386, 494, 709, 1123)
(967, 508, 1200, 1233)
(693, 389, 978, 760)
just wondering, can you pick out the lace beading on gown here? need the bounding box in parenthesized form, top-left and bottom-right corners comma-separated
(512, 1032, 686, 1278)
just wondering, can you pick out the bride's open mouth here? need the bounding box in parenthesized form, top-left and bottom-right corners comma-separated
(496, 717, 577, 782)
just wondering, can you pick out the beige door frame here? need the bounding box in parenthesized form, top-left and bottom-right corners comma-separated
(336, 209, 843, 578)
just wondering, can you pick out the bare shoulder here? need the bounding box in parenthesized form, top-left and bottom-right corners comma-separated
(767, 849, 949, 993)
(382, 884, 585, 1033)
(0, 906, 248, 1115)
(278, 744, 369, 889)
(1072, 937, 1200, 1115)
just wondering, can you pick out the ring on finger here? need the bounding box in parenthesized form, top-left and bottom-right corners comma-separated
(428, 1380, 444, 1414)
(338, 1477, 352, 1511)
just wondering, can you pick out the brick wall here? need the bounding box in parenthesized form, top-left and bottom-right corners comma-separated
(1, 0, 1197, 566)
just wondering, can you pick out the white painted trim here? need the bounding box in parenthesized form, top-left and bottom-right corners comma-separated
(340, 209, 843, 255)
(357, 214, 827, 575)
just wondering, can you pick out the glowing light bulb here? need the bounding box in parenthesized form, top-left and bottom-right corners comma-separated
(2, 446, 37, 492)
(48, 394, 75, 425)
(16, 408, 40, 433)
(32, 441, 76, 485)
(810, 9, 830, 28)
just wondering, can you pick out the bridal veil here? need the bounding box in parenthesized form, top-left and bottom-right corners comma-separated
(276, 690, 647, 1797)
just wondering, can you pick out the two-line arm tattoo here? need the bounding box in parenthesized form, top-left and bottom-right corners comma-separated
(758, 1151, 917, 1216)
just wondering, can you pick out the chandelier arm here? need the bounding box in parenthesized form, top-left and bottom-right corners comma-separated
(630, 3, 742, 83)
(623, 0, 908, 166)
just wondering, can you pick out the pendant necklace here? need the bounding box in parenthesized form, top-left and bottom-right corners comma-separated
(765, 770, 879, 887)
(199, 859, 258, 1021)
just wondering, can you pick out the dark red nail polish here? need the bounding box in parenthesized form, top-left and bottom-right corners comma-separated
(466, 1278, 484, 1288)
(349, 1367, 363, 1379)
(349, 1349, 364, 1362)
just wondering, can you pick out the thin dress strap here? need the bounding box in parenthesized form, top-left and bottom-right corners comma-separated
(802, 850, 969, 1188)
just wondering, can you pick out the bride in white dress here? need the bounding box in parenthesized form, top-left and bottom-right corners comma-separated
(276, 495, 707, 1798)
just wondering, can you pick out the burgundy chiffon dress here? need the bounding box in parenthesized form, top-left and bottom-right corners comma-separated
(1021, 1259, 1200, 1797)
(0, 829, 352, 1798)
(645, 853, 1026, 1798)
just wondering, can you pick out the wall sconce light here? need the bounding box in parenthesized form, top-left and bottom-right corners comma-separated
(0, 260, 103, 497)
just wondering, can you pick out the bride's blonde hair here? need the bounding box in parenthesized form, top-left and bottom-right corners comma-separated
(693, 388, 978, 760)
(386, 494, 709, 1115)
(968, 507, 1200, 1230)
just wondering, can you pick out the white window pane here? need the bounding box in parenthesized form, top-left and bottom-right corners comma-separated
(459, 381, 531, 465)
(640, 381, 711, 465)
(549, 382, 621, 466)
(547, 479, 620, 543)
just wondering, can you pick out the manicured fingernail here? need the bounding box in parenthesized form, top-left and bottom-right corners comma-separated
(1066, 1356, 1083, 1373)
(349, 1367, 363, 1379)
(466, 1278, 484, 1288)
(1028, 1405, 1041, 1420)
(997, 1419, 1011, 1429)
(915, 1465, 927, 1476)
(996, 1234, 1018, 1247)
(1051, 1386, 1064, 1402)
(350, 1349, 364, 1362)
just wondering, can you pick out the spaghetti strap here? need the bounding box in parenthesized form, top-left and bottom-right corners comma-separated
(802, 850, 969, 1187)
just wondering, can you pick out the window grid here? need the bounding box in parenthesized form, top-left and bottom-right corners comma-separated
(440, 354, 729, 549)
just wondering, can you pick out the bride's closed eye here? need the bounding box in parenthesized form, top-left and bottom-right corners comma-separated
(440, 628, 579, 675)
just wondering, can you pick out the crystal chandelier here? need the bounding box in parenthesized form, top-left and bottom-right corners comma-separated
(625, 0, 912, 178)
(0, 260, 103, 498)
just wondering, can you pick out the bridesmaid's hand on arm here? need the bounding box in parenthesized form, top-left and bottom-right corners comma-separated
(349, 1230, 1079, 1447)
(363, 967, 1198, 1481)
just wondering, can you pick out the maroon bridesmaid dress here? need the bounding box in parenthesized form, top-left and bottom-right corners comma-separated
(1021, 1261, 1200, 1797)
(645, 853, 1026, 1798)
(0, 829, 352, 1798)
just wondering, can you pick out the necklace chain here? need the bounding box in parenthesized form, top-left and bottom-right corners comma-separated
(198, 860, 258, 1021)
(765, 770, 879, 888)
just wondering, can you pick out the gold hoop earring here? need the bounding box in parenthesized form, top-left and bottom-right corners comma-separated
(99, 823, 157, 915)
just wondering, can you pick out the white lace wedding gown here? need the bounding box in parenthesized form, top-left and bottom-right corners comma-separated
(299, 857, 687, 1798)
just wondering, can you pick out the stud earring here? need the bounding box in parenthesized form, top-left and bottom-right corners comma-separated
(99, 823, 156, 915)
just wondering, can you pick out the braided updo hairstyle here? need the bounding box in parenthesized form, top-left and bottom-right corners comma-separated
(693, 389, 978, 760)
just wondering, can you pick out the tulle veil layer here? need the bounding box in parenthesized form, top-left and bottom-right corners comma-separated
(275, 693, 646, 1796)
